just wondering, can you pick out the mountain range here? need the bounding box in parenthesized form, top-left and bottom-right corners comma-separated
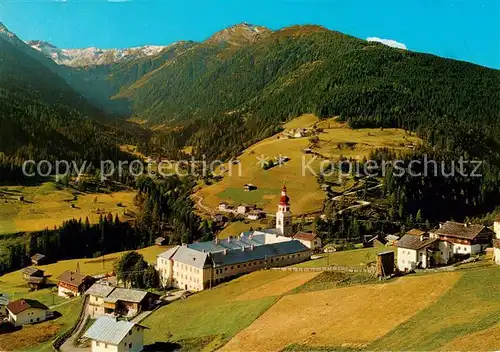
(1, 21, 499, 164)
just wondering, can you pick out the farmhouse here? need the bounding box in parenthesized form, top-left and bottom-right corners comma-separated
(31, 253, 49, 266)
(84, 316, 147, 352)
(0, 293, 8, 316)
(293, 232, 322, 250)
(397, 222, 495, 271)
(493, 219, 500, 265)
(155, 237, 167, 246)
(21, 267, 44, 281)
(157, 186, 312, 291)
(6, 299, 50, 326)
(86, 283, 159, 318)
(57, 270, 95, 298)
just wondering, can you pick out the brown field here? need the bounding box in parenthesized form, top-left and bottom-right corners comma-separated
(221, 272, 459, 352)
(0, 322, 60, 351)
(438, 324, 500, 351)
(233, 272, 320, 301)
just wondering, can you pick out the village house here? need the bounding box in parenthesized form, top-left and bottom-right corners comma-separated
(31, 253, 49, 266)
(21, 267, 47, 290)
(292, 232, 322, 250)
(103, 288, 159, 318)
(0, 293, 9, 316)
(397, 222, 495, 271)
(86, 283, 116, 318)
(57, 270, 95, 298)
(493, 218, 500, 265)
(84, 316, 148, 352)
(157, 186, 312, 291)
(243, 183, 257, 192)
(86, 284, 159, 318)
(154, 237, 167, 246)
(6, 299, 50, 326)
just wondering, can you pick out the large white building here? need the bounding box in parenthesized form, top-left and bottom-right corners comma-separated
(397, 222, 495, 272)
(84, 316, 147, 352)
(157, 186, 312, 291)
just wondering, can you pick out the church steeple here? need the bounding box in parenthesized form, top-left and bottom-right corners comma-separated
(276, 185, 292, 236)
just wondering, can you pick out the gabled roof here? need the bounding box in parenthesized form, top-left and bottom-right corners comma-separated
(211, 240, 309, 267)
(31, 253, 46, 261)
(85, 283, 115, 298)
(406, 229, 426, 236)
(22, 267, 43, 276)
(171, 246, 211, 269)
(158, 246, 180, 260)
(6, 299, 48, 314)
(385, 234, 400, 241)
(397, 234, 438, 250)
(104, 288, 149, 304)
(57, 271, 91, 287)
(293, 232, 317, 241)
(433, 221, 493, 240)
(84, 316, 147, 345)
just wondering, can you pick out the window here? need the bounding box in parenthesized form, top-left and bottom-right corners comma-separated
(237, 265, 240, 268)
(129, 343, 132, 348)
(96, 342, 100, 347)
(129, 330, 132, 336)
(231, 266, 234, 270)
(104, 344, 108, 349)
(243, 264, 246, 267)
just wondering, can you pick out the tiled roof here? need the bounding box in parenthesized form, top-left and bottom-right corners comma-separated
(293, 232, 317, 241)
(22, 267, 43, 276)
(211, 240, 309, 267)
(158, 246, 180, 260)
(31, 253, 46, 261)
(104, 288, 148, 304)
(397, 234, 438, 250)
(6, 299, 48, 315)
(84, 316, 146, 345)
(85, 283, 115, 298)
(406, 229, 426, 236)
(171, 246, 211, 269)
(57, 271, 91, 286)
(433, 221, 493, 240)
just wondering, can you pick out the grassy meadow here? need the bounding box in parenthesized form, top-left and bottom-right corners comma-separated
(0, 181, 138, 235)
(195, 114, 420, 215)
(294, 245, 394, 268)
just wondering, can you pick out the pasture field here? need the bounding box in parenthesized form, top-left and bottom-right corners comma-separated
(0, 181, 138, 235)
(368, 266, 500, 351)
(142, 270, 309, 349)
(217, 219, 270, 239)
(194, 114, 420, 215)
(0, 246, 167, 297)
(294, 246, 393, 268)
(0, 297, 83, 352)
(221, 272, 460, 352)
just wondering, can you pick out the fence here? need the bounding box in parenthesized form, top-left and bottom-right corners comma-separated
(271, 265, 376, 274)
(52, 295, 88, 351)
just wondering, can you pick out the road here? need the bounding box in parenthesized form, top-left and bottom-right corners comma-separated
(59, 298, 89, 352)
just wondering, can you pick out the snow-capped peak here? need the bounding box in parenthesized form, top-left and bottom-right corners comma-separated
(26, 41, 170, 67)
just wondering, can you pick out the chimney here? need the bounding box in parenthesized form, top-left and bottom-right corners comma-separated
(250, 245, 254, 251)
(439, 223, 443, 229)
(215, 237, 219, 244)
(223, 249, 228, 255)
(464, 223, 469, 228)
(241, 246, 245, 252)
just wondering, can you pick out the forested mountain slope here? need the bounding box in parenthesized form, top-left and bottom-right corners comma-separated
(0, 34, 137, 183)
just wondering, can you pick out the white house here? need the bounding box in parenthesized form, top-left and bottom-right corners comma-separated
(397, 231, 439, 271)
(398, 223, 495, 272)
(494, 219, 500, 265)
(292, 232, 322, 250)
(86, 283, 116, 318)
(84, 316, 148, 352)
(6, 299, 49, 326)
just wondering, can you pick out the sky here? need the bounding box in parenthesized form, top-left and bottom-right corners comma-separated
(0, 0, 498, 69)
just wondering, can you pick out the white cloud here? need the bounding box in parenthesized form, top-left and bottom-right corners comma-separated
(366, 37, 407, 50)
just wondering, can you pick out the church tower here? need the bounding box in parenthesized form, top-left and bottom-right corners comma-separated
(276, 185, 293, 236)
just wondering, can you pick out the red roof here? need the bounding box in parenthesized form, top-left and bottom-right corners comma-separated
(6, 299, 48, 315)
(293, 232, 317, 241)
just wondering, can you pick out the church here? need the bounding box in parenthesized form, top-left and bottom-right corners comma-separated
(156, 186, 316, 291)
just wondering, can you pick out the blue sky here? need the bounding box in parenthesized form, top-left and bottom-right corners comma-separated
(0, 0, 498, 69)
